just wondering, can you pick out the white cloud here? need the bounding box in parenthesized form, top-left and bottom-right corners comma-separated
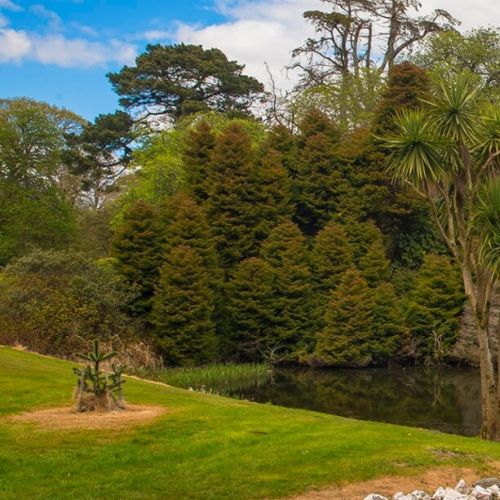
(141, 29, 173, 41)
(174, 0, 318, 90)
(0, 28, 31, 62)
(172, 0, 500, 91)
(421, 0, 499, 30)
(0, 12, 8, 26)
(0, 28, 136, 67)
(33, 35, 136, 67)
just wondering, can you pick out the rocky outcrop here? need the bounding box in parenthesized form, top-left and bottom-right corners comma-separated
(448, 291, 500, 367)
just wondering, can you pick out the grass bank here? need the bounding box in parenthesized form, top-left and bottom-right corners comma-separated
(133, 362, 270, 393)
(1, 346, 500, 499)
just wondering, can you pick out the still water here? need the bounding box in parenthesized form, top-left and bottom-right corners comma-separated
(224, 367, 482, 436)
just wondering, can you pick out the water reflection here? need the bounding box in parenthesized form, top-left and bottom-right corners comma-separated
(224, 367, 482, 436)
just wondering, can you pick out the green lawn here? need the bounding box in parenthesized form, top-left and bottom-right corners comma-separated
(1, 346, 499, 499)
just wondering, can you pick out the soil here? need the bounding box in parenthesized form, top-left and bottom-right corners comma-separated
(291, 463, 500, 500)
(11, 404, 167, 430)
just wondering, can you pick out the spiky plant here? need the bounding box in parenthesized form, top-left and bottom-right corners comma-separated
(73, 340, 125, 412)
(384, 73, 500, 440)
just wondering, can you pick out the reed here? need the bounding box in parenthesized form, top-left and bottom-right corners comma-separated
(133, 362, 271, 394)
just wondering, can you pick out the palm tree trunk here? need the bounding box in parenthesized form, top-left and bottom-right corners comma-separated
(476, 317, 498, 440)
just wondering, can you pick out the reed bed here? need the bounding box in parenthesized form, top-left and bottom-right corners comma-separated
(132, 362, 271, 394)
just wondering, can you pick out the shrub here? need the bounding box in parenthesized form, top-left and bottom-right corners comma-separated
(0, 249, 148, 362)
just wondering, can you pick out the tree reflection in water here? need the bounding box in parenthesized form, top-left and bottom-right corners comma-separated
(224, 367, 481, 436)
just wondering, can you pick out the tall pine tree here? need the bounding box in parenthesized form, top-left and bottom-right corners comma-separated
(207, 122, 261, 267)
(314, 269, 375, 367)
(183, 120, 216, 204)
(406, 254, 465, 362)
(225, 257, 276, 361)
(112, 200, 163, 316)
(293, 109, 351, 234)
(260, 220, 313, 357)
(152, 245, 217, 365)
(161, 192, 219, 275)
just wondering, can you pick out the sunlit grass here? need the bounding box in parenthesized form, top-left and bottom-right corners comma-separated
(3, 346, 500, 499)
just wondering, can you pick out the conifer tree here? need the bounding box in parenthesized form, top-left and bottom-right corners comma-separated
(406, 254, 465, 362)
(260, 220, 313, 356)
(344, 219, 383, 265)
(293, 109, 351, 234)
(310, 222, 354, 294)
(161, 192, 219, 275)
(151, 245, 217, 365)
(372, 62, 431, 136)
(314, 269, 375, 367)
(207, 122, 261, 267)
(370, 283, 406, 363)
(112, 200, 163, 316)
(253, 149, 294, 240)
(359, 238, 390, 287)
(183, 120, 216, 203)
(225, 257, 275, 361)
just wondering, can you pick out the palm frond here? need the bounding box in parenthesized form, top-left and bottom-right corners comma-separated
(427, 74, 480, 145)
(474, 177, 500, 278)
(383, 109, 447, 185)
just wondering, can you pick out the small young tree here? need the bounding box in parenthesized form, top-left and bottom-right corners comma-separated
(73, 340, 125, 412)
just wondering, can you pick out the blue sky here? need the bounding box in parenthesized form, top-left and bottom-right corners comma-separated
(0, 0, 227, 119)
(0, 0, 497, 121)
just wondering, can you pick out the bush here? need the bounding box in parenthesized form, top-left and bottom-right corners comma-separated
(0, 249, 154, 364)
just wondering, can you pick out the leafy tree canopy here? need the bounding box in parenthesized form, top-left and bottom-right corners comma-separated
(108, 44, 264, 122)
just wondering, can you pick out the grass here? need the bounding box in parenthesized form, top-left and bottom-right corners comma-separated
(1, 345, 500, 499)
(132, 362, 271, 393)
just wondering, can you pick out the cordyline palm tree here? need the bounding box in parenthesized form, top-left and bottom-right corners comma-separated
(384, 74, 500, 440)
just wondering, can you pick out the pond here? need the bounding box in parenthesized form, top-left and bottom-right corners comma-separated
(223, 366, 482, 436)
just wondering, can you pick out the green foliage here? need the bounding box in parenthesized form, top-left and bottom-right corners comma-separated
(73, 340, 125, 412)
(112, 200, 163, 316)
(207, 123, 262, 266)
(183, 120, 216, 203)
(161, 192, 220, 274)
(135, 362, 270, 393)
(413, 28, 500, 90)
(373, 63, 431, 136)
(406, 255, 465, 363)
(225, 257, 276, 361)
(115, 129, 187, 217)
(314, 269, 404, 367)
(291, 70, 384, 132)
(0, 98, 82, 264)
(151, 245, 217, 366)
(359, 238, 390, 288)
(475, 178, 500, 277)
(0, 250, 138, 357)
(311, 222, 353, 294)
(314, 269, 376, 367)
(260, 220, 313, 356)
(108, 43, 264, 121)
(292, 109, 351, 234)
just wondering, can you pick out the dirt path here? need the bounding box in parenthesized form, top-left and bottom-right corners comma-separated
(290, 463, 500, 500)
